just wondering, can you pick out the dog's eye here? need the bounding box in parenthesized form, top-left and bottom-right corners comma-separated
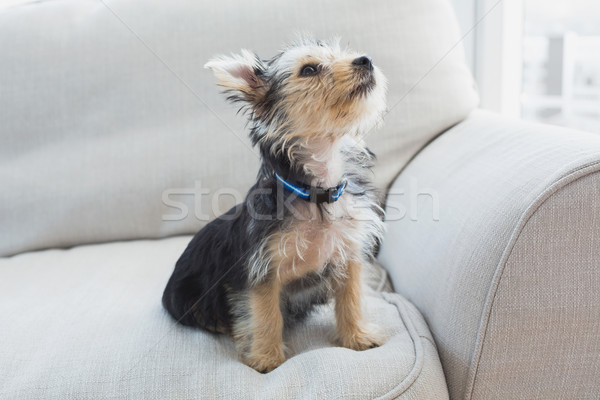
(300, 64, 318, 77)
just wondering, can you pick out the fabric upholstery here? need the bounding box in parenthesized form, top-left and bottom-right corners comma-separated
(0, 0, 478, 257)
(0, 236, 449, 399)
(470, 170, 600, 399)
(378, 110, 600, 400)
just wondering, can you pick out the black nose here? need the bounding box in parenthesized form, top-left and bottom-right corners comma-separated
(352, 56, 373, 71)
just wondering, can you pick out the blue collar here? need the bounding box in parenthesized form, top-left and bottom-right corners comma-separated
(275, 172, 347, 204)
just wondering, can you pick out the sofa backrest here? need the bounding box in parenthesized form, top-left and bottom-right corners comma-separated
(0, 0, 478, 257)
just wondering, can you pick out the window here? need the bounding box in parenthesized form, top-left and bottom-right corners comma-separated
(452, 0, 600, 133)
(521, 0, 600, 132)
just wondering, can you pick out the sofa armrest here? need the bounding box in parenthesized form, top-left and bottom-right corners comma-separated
(378, 110, 600, 400)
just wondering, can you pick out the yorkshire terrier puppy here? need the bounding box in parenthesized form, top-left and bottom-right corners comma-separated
(162, 37, 387, 373)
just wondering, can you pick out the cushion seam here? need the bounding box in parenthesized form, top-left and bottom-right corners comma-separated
(420, 335, 438, 351)
(464, 159, 600, 400)
(375, 292, 426, 400)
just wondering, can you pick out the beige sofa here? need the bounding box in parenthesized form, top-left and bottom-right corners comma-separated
(1, 1, 598, 399)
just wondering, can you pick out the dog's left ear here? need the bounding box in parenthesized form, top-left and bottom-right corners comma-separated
(204, 49, 268, 104)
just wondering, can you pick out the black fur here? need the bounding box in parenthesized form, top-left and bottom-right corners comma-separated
(162, 39, 385, 338)
(161, 147, 379, 334)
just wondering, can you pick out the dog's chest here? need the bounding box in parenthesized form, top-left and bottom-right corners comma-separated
(275, 199, 361, 283)
(272, 137, 374, 283)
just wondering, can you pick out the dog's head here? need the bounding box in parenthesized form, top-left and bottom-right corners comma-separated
(205, 37, 387, 151)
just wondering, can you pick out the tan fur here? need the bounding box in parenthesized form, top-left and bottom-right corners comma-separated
(334, 257, 383, 350)
(262, 40, 387, 160)
(239, 134, 386, 371)
(268, 219, 352, 284)
(262, 176, 383, 285)
(204, 37, 388, 373)
(268, 68, 377, 139)
(241, 234, 383, 372)
(274, 56, 364, 137)
(242, 279, 285, 373)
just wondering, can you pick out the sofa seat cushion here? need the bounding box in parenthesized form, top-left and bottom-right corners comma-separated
(0, 237, 448, 399)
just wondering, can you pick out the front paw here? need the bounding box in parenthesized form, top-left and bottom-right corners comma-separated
(337, 325, 386, 351)
(245, 344, 286, 373)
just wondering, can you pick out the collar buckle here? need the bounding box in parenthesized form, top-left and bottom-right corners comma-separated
(309, 186, 335, 204)
(274, 172, 347, 204)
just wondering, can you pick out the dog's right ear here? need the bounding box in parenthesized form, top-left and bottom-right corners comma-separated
(204, 50, 268, 105)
